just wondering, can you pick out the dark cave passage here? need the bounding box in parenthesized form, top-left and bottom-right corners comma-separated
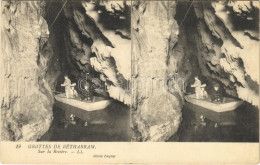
(174, 1, 222, 94)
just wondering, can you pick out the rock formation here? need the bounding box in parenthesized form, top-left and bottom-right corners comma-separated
(131, 1, 259, 141)
(1, 0, 258, 142)
(1, 1, 58, 141)
(1, 0, 131, 141)
(132, 1, 185, 141)
(192, 1, 259, 106)
(62, 1, 131, 105)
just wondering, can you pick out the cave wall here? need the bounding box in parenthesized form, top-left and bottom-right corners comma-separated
(132, 1, 187, 141)
(171, 1, 259, 107)
(131, 1, 259, 141)
(1, 0, 258, 142)
(61, 1, 131, 105)
(1, 1, 57, 141)
(191, 1, 259, 106)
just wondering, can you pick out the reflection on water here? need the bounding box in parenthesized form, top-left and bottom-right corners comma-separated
(169, 102, 259, 142)
(39, 100, 131, 141)
(40, 98, 258, 142)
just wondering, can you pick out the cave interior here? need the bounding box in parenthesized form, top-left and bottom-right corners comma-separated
(1, 0, 259, 142)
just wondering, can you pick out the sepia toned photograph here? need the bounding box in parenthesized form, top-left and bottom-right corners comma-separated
(1, 0, 259, 164)
(131, 0, 259, 142)
(1, 0, 131, 142)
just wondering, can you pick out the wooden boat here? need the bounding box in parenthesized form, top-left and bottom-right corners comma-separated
(184, 94, 243, 113)
(55, 93, 111, 112)
(54, 93, 112, 124)
(185, 102, 238, 125)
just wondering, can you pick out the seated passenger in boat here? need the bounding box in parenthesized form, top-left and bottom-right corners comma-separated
(71, 85, 78, 98)
(201, 86, 208, 99)
(211, 83, 223, 102)
(80, 82, 93, 101)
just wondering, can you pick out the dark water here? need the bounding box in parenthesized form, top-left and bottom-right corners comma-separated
(40, 99, 258, 142)
(39, 100, 131, 141)
(169, 102, 259, 142)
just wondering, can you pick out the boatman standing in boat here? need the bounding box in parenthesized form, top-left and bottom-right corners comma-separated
(191, 76, 208, 99)
(61, 75, 73, 98)
(191, 76, 202, 99)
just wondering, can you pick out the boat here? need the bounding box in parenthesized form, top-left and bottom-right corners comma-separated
(184, 101, 238, 126)
(54, 93, 112, 124)
(55, 93, 111, 112)
(184, 94, 243, 113)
